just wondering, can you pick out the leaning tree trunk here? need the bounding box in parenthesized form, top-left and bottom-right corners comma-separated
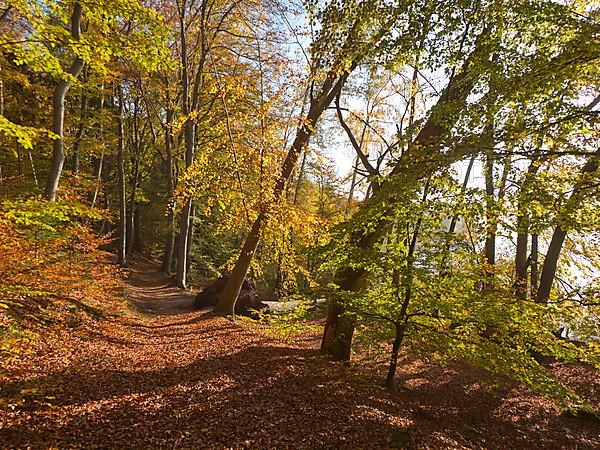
(214, 7, 408, 315)
(44, 2, 85, 201)
(534, 96, 600, 303)
(321, 38, 490, 360)
(536, 149, 599, 303)
(215, 73, 349, 315)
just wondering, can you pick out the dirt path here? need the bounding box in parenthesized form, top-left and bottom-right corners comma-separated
(1, 261, 599, 449)
(124, 256, 198, 315)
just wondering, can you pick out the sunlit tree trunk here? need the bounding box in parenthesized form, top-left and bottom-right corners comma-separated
(215, 74, 348, 315)
(45, 3, 85, 201)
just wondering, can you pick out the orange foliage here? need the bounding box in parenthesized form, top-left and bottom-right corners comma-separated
(0, 215, 122, 360)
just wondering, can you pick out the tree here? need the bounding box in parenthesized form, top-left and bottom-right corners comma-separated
(215, 0, 414, 315)
(319, 0, 600, 360)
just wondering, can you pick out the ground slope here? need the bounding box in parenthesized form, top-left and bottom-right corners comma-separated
(1, 260, 598, 449)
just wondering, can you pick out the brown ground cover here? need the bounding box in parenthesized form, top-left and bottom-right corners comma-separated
(1, 259, 598, 449)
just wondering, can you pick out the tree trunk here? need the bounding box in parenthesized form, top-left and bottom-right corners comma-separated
(72, 81, 88, 174)
(536, 228, 567, 303)
(214, 12, 442, 317)
(514, 230, 529, 298)
(133, 206, 143, 252)
(44, 3, 85, 201)
(116, 89, 127, 267)
(536, 148, 599, 303)
(161, 106, 175, 274)
(215, 73, 349, 315)
(534, 95, 599, 303)
(321, 266, 363, 359)
(484, 153, 496, 268)
(126, 159, 139, 258)
(215, 212, 265, 314)
(385, 322, 405, 389)
(175, 4, 196, 289)
(16, 144, 22, 176)
(321, 40, 489, 360)
(162, 210, 176, 274)
(514, 156, 542, 298)
(530, 233, 539, 298)
(176, 197, 193, 288)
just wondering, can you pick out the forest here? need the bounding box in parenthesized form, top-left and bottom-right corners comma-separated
(0, 0, 599, 448)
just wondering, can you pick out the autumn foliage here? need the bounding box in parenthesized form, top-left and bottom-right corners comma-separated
(0, 197, 121, 359)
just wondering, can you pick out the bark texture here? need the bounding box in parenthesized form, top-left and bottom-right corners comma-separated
(44, 3, 85, 201)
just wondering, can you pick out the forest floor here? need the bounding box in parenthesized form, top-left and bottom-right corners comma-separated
(1, 258, 599, 449)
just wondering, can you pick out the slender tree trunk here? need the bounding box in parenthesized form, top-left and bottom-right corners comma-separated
(16, 144, 22, 176)
(97, 156, 110, 234)
(530, 233, 539, 298)
(133, 206, 143, 252)
(346, 155, 359, 215)
(72, 79, 88, 174)
(44, 3, 85, 201)
(176, 197, 193, 288)
(448, 155, 475, 235)
(28, 151, 38, 187)
(126, 159, 139, 257)
(116, 89, 127, 267)
(515, 155, 543, 298)
(162, 107, 176, 274)
(385, 181, 428, 388)
(186, 202, 195, 273)
(484, 153, 496, 268)
(536, 150, 599, 303)
(91, 84, 105, 209)
(175, 3, 196, 289)
(385, 322, 406, 389)
(484, 149, 510, 291)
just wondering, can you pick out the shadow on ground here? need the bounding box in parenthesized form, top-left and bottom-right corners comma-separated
(1, 259, 598, 449)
